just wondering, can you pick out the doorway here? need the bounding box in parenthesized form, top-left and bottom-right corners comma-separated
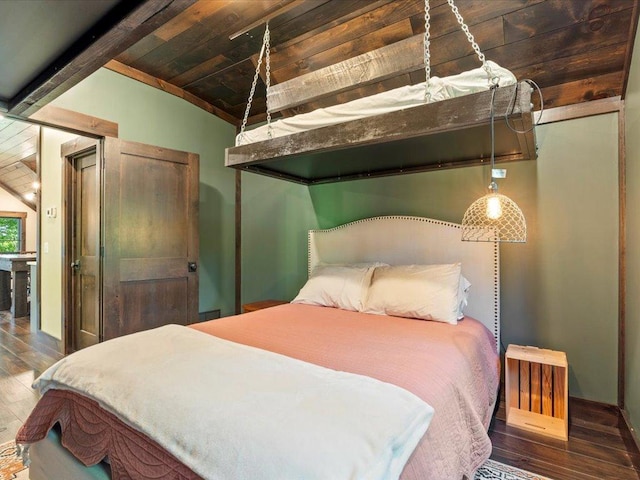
(63, 138, 101, 352)
(0, 117, 39, 326)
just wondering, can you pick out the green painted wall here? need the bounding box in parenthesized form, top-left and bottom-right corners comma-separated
(49, 68, 237, 318)
(44, 67, 313, 328)
(36, 63, 623, 407)
(625, 26, 640, 429)
(308, 114, 619, 404)
(241, 172, 316, 304)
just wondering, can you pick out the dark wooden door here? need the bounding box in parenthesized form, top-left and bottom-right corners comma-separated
(72, 151, 101, 350)
(101, 138, 199, 340)
(63, 138, 101, 353)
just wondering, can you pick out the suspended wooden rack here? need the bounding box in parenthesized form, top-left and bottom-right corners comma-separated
(225, 31, 538, 185)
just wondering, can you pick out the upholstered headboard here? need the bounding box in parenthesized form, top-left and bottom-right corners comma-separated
(308, 216, 500, 351)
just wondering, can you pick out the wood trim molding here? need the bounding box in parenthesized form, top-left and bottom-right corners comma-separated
(537, 96, 622, 125)
(104, 60, 239, 126)
(618, 103, 627, 409)
(9, 0, 196, 117)
(61, 138, 101, 355)
(531, 97, 628, 409)
(0, 211, 27, 252)
(29, 105, 118, 138)
(622, 0, 640, 100)
(235, 169, 242, 315)
(0, 211, 28, 217)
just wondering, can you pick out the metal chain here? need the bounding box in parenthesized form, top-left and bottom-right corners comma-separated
(238, 23, 270, 142)
(423, 0, 431, 102)
(265, 23, 272, 139)
(446, 0, 497, 85)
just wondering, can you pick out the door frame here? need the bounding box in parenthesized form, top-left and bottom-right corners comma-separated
(17, 105, 119, 354)
(61, 136, 101, 354)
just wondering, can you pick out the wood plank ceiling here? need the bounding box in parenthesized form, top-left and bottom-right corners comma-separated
(105, 0, 640, 128)
(0, 119, 39, 210)
(1, 0, 637, 205)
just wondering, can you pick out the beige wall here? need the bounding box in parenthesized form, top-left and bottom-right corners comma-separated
(0, 188, 36, 251)
(624, 23, 640, 431)
(39, 127, 77, 339)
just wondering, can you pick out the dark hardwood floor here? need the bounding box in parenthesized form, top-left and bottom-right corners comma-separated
(488, 390, 640, 479)
(0, 311, 63, 444)
(1, 310, 639, 479)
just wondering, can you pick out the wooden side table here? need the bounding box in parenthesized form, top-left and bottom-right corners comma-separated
(242, 299, 288, 313)
(505, 344, 568, 441)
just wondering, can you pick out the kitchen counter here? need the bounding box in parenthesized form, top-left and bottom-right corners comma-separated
(0, 253, 36, 318)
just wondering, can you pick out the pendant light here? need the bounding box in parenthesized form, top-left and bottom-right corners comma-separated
(461, 86, 527, 243)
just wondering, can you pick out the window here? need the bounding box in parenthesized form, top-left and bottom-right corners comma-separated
(0, 212, 26, 253)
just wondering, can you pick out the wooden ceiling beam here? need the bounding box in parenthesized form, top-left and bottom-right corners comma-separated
(8, 0, 196, 117)
(267, 33, 422, 112)
(29, 105, 119, 138)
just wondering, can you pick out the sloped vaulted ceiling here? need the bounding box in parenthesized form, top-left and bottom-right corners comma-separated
(0, 0, 637, 127)
(105, 0, 640, 128)
(0, 0, 637, 191)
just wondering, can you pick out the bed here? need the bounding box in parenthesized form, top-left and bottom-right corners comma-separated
(17, 215, 500, 480)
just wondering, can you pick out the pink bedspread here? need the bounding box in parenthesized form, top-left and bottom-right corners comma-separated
(19, 303, 497, 480)
(192, 303, 499, 480)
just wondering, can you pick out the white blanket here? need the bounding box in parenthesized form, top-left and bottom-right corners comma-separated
(34, 325, 434, 480)
(236, 60, 516, 145)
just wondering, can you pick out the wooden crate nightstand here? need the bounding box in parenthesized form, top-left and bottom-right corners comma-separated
(242, 299, 288, 313)
(505, 345, 568, 441)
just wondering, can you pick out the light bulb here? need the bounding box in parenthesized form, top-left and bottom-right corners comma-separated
(24, 192, 35, 201)
(32, 181, 40, 190)
(486, 194, 502, 220)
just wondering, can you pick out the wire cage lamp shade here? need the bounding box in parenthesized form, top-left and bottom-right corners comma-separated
(461, 191, 526, 242)
(459, 84, 527, 241)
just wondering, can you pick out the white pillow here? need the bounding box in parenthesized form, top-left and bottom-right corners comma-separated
(292, 264, 376, 311)
(364, 264, 462, 324)
(458, 275, 471, 320)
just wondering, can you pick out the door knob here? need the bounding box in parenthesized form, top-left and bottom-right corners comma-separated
(71, 260, 81, 271)
(188, 262, 197, 272)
